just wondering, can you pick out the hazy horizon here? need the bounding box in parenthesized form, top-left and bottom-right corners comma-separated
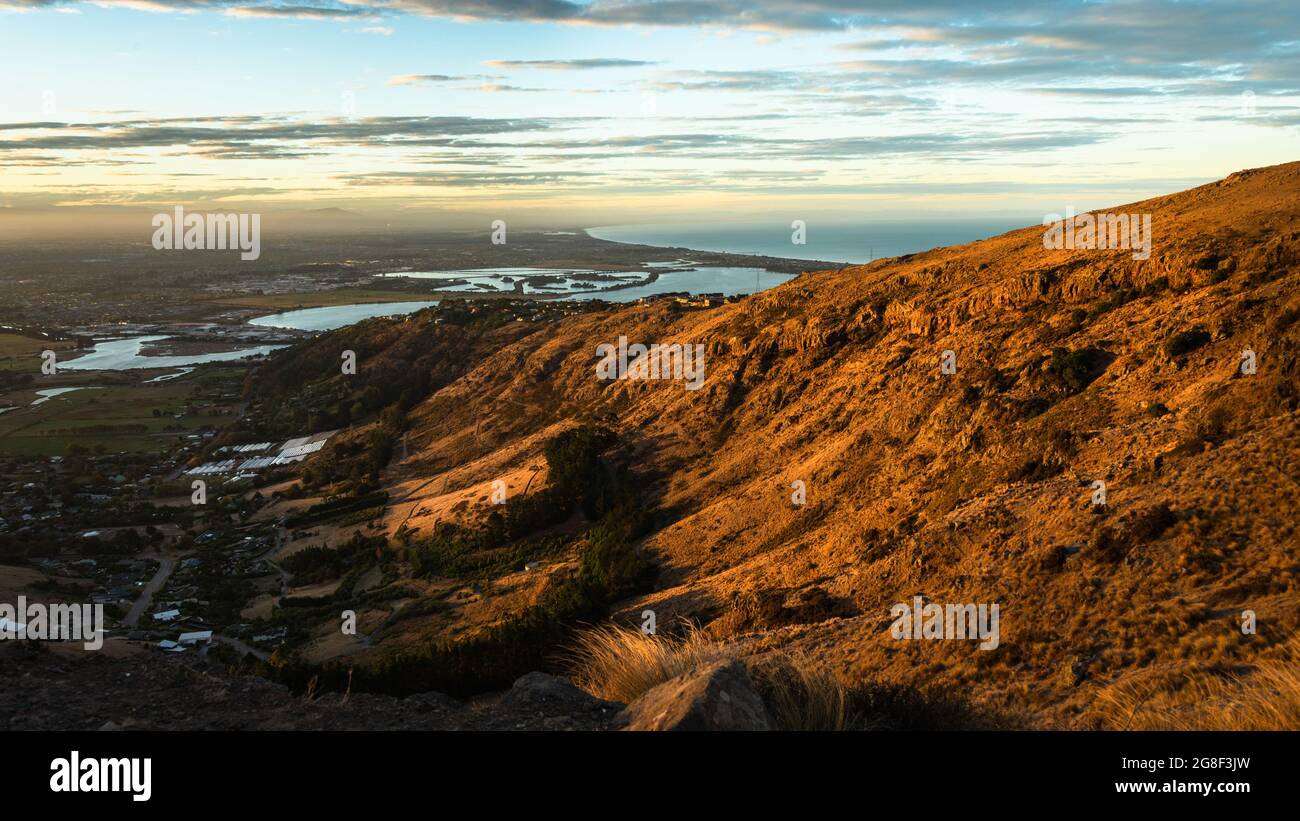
(2, 0, 1298, 234)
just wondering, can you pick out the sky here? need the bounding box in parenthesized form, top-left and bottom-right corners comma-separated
(0, 0, 1298, 229)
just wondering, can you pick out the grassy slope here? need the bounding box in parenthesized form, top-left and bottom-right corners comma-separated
(356, 163, 1300, 727)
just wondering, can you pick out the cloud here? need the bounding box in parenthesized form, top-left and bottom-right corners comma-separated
(387, 74, 537, 90)
(224, 4, 375, 19)
(387, 73, 512, 86)
(339, 169, 603, 187)
(0, 105, 1124, 183)
(387, 74, 464, 86)
(8, 1, 1298, 100)
(474, 83, 545, 92)
(648, 69, 810, 92)
(0, 114, 559, 157)
(0, 0, 1287, 46)
(485, 58, 658, 70)
(6, 1, 1298, 209)
(1026, 87, 1177, 99)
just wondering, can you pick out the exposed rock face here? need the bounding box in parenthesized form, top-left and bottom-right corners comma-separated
(498, 672, 625, 729)
(620, 660, 776, 731)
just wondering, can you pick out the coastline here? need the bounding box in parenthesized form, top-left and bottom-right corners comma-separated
(587, 217, 1037, 267)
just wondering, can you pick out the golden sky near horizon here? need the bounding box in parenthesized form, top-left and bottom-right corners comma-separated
(1, 0, 1298, 226)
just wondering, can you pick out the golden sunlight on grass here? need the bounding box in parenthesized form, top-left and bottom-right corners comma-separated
(1095, 639, 1300, 730)
(566, 623, 850, 730)
(567, 622, 724, 704)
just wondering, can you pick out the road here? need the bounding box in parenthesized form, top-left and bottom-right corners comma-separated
(256, 523, 290, 594)
(213, 634, 270, 662)
(124, 556, 175, 627)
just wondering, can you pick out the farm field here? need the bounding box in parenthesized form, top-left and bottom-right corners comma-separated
(0, 366, 247, 457)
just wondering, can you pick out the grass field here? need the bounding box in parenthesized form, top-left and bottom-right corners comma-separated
(0, 333, 78, 372)
(0, 365, 248, 457)
(0, 333, 78, 357)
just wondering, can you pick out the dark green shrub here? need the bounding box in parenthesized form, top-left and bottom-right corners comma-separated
(1165, 328, 1211, 357)
(1048, 346, 1108, 393)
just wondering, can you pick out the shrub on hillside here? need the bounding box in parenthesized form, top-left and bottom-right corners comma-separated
(1090, 503, 1177, 562)
(1165, 327, 1212, 357)
(542, 424, 618, 517)
(1179, 400, 1235, 451)
(1048, 346, 1108, 393)
(281, 532, 384, 585)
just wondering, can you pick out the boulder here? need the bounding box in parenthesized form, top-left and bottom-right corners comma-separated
(620, 660, 776, 731)
(499, 671, 620, 715)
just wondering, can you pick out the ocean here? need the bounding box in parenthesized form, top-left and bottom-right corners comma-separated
(588, 218, 1035, 265)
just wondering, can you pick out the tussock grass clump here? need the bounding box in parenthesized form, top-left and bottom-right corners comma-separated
(1095, 641, 1300, 730)
(567, 623, 724, 705)
(747, 653, 849, 731)
(566, 623, 851, 730)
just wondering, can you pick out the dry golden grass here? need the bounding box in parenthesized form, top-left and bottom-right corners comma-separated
(566, 622, 851, 729)
(376, 162, 1300, 727)
(1096, 641, 1300, 730)
(746, 652, 849, 731)
(567, 622, 724, 704)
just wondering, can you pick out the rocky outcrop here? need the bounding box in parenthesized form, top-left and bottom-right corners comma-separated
(496, 671, 624, 729)
(0, 644, 623, 731)
(619, 660, 776, 731)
